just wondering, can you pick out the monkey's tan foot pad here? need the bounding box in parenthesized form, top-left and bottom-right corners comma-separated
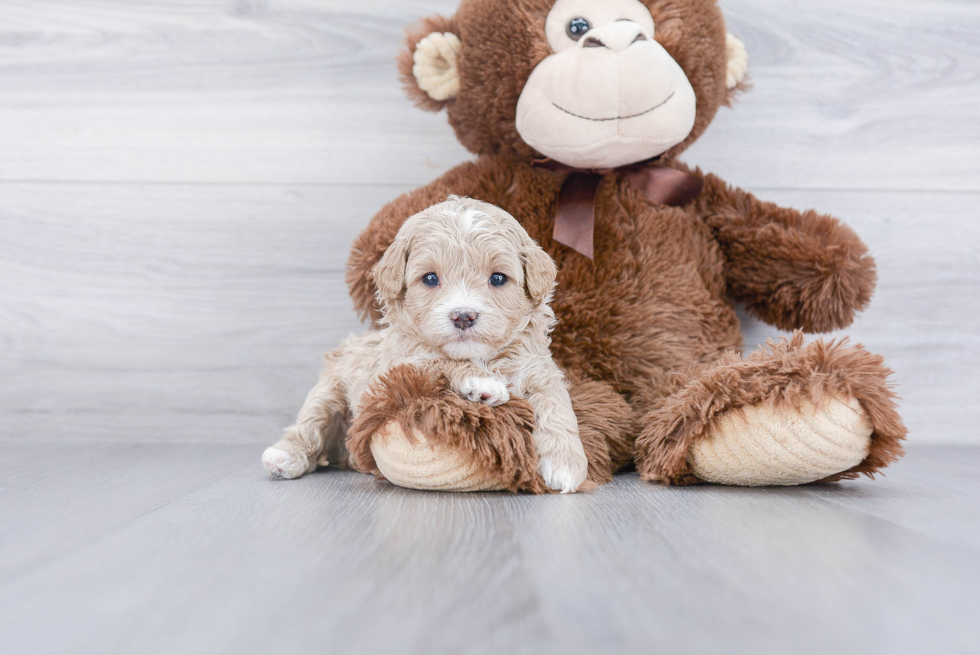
(371, 423, 508, 492)
(688, 396, 872, 486)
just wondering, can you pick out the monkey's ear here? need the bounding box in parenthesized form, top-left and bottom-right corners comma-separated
(725, 33, 750, 99)
(371, 235, 411, 307)
(398, 15, 461, 112)
(522, 239, 558, 308)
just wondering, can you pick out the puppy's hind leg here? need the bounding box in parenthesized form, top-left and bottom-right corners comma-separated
(263, 357, 349, 480)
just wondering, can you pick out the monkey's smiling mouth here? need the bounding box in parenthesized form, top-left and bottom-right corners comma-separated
(552, 91, 676, 122)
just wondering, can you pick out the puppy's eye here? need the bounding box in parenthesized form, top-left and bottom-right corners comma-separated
(566, 17, 590, 41)
(489, 273, 507, 287)
(422, 273, 439, 287)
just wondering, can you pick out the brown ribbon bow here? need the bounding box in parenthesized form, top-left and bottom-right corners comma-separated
(532, 158, 704, 259)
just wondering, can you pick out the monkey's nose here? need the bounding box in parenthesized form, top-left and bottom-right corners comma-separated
(450, 309, 479, 331)
(580, 21, 649, 52)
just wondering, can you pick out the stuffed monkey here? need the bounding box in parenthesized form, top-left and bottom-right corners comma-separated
(342, 0, 905, 491)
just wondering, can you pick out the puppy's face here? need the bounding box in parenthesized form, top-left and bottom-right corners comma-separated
(372, 198, 557, 360)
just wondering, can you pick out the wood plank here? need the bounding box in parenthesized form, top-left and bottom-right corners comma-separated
(0, 0, 976, 189)
(0, 182, 369, 443)
(0, 0, 471, 185)
(0, 443, 258, 580)
(690, 0, 980, 192)
(799, 446, 980, 552)
(1, 183, 976, 444)
(0, 442, 977, 654)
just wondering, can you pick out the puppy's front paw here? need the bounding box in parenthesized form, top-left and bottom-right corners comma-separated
(262, 447, 309, 480)
(538, 449, 589, 494)
(458, 376, 510, 407)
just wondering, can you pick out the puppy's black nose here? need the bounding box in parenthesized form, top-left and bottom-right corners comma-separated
(450, 309, 478, 331)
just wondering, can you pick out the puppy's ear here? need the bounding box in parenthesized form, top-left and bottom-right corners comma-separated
(522, 239, 558, 307)
(371, 236, 411, 306)
(398, 15, 461, 112)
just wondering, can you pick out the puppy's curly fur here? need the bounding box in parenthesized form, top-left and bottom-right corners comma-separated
(263, 197, 589, 493)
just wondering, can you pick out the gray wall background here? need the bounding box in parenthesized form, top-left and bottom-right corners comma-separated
(0, 0, 977, 445)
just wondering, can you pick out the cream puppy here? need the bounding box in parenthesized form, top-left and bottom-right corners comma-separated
(262, 197, 589, 493)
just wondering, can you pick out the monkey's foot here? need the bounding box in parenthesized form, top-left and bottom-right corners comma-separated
(688, 396, 871, 486)
(370, 423, 509, 492)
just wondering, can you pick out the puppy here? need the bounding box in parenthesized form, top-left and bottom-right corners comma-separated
(262, 197, 589, 493)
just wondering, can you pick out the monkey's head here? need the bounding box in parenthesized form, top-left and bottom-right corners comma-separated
(399, 0, 748, 169)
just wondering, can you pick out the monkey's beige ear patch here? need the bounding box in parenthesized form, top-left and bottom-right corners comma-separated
(725, 33, 749, 89)
(413, 32, 461, 102)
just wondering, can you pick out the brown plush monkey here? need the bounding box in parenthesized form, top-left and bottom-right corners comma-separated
(343, 0, 906, 491)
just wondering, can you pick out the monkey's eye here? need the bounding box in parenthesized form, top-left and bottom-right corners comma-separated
(566, 17, 591, 41)
(489, 273, 508, 287)
(422, 273, 439, 287)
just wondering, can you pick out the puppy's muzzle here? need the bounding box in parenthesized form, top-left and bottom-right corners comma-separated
(450, 308, 479, 331)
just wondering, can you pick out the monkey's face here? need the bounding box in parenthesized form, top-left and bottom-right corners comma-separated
(515, 0, 697, 169)
(401, 0, 747, 168)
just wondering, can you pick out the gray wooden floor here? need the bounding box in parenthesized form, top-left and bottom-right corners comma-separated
(1, 444, 978, 654)
(2, 1, 980, 653)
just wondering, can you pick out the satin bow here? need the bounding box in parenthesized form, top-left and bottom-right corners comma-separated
(532, 158, 704, 259)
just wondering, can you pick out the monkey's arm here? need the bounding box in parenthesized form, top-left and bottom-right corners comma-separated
(682, 166, 876, 333)
(346, 160, 504, 325)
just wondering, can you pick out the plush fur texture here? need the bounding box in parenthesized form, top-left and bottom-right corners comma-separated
(689, 167, 877, 333)
(348, 365, 549, 493)
(344, 0, 906, 490)
(346, 365, 634, 492)
(634, 333, 905, 485)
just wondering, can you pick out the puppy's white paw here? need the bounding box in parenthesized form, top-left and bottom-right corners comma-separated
(262, 447, 309, 480)
(458, 376, 510, 407)
(538, 449, 589, 494)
